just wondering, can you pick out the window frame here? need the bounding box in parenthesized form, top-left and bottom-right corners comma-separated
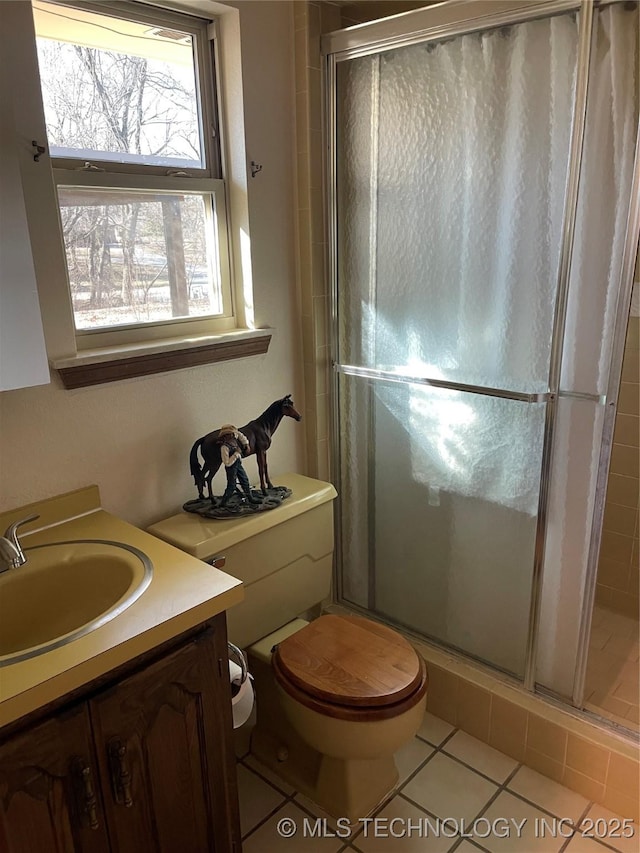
(36, 0, 236, 349)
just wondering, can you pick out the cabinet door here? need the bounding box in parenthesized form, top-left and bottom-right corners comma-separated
(90, 616, 241, 853)
(0, 1, 50, 391)
(0, 704, 110, 853)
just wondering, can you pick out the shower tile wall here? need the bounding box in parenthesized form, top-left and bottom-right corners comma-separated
(338, 1, 430, 27)
(596, 312, 639, 619)
(585, 604, 639, 730)
(294, 0, 332, 482)
(586, 301, 639, 733)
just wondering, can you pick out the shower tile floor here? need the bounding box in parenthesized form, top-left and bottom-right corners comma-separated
(585, 605, 640, 732)
(236, 712, 638, 853)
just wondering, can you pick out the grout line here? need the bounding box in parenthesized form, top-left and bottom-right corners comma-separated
(439, 744, 519, 787)
(237, 759, 296, 842)
(237, 726, 637, 850)
(347, 751, 439, 847)
(398, 733, 600, 850)
(564, 800, 638, 853)
(502, 783, 589, 826)
(450, 839, 491, 853)
(557, 834, 573, 853)
(347, 736, 457, 847)
(461, 762, 521, 832)
(394, 790, 493, 851)
(240, 792, 297, 843)
(416, 732, 447, 748)
(239, 756, 294, 799)
(576, 801, 594, 827)
(438, 728, 459, 749)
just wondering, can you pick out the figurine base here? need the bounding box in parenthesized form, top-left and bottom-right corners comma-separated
(183, 486, 292, 519)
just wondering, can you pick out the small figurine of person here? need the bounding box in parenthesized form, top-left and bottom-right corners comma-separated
(217, 424, 260, 506)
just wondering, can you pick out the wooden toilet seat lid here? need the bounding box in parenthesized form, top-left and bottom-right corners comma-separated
(273, 614, 423, 708)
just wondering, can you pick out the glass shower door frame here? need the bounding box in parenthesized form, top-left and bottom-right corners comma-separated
(324, 0, 633, 701)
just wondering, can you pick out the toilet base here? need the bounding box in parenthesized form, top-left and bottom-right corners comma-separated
(314, 753, 399, 820)
(248, 652, 401, 819)
(251, 724, 399, 820)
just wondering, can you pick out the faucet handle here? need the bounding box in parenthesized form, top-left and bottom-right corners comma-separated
(4, 513, 40, 543)
(0, 514, 39, 571)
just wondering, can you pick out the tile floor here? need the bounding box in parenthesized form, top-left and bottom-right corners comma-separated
(236, 713, 639, 853)
(585, 605, 639, 732)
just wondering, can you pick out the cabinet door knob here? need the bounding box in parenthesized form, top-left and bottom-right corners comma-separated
(72, 758, 100, 830)
(109, 739, 134, 808)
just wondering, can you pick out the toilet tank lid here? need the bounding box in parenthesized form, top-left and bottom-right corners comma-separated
(273, 614, 424, 708)
(147, 473, 337, 560)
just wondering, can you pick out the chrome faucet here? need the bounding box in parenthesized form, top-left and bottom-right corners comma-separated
(0, 514, 40, 572)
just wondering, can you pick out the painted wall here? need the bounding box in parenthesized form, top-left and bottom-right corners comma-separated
(0, 1, 306, 527)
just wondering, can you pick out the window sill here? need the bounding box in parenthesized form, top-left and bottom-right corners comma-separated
(51, 328, 273, 389)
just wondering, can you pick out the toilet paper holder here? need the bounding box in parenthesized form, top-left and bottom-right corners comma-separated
(227, 642, 247, 686)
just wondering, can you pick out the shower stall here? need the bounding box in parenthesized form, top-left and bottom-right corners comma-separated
(324, 0, 639, 716)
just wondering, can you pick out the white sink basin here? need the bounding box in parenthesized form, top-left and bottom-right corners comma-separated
(0, 540, 153, 665)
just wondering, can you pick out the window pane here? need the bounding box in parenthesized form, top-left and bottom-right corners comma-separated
(57, 187, 224, 330)
(33, 1, 204, 168)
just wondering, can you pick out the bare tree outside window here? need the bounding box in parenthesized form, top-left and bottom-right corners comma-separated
(38, 39, 202, 165)
(56, 190, 219, 328)
(34, 7, 224, 332)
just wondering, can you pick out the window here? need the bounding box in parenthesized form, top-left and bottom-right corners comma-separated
(32, 0, 234, 348)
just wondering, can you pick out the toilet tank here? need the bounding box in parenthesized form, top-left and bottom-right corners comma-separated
(147, 474, 337, 648)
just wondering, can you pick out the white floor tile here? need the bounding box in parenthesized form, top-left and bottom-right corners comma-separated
(237, 763, 288, 838)
(242, 802, 345, 853)
(579, 804, 640, 853)
(482, 790, 567, 852)
(418, 712, 455, 746)
(507, 766, 589, 823)
(351, 795, 459, 853)
(402, 752, 497, 823)
(394, 736, 435, 783)
(293, 793, 359, 839)
(563, 835, 616, 852)
(243, 753, 296, 796)
(442, 730, 518, 783)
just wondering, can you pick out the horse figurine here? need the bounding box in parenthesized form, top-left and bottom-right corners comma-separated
(189, 394, 302, 501)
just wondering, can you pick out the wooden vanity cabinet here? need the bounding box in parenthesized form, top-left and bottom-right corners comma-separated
(0, 614, 241, 853)
(0, 704, 110, 853)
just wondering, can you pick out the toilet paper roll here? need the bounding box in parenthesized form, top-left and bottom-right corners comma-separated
(229, 659, 255, 729)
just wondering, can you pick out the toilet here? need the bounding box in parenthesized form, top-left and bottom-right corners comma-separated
(148, 473, 428, 819)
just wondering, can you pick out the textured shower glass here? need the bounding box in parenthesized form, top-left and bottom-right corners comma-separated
(536, 397, 605, 698)
(336, 13, 578, 393)
(338, 373, 546, 676)
(561, 2, 639, 396)
(535, 2, 639, 700)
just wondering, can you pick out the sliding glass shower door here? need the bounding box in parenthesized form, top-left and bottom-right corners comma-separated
(328, 0, 639, 688)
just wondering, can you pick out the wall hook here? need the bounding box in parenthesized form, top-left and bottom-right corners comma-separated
(250, 160, 263, 178)
(32, 140, 46, 162)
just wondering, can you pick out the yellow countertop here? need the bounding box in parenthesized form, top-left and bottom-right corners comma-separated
(0, 489, 244, 729)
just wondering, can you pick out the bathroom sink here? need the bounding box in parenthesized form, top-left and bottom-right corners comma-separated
(0, 540, 153, 666)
